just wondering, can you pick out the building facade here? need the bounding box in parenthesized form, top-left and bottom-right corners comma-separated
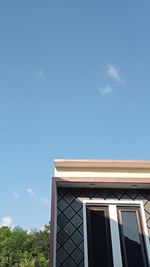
(50, 160, 150, 267)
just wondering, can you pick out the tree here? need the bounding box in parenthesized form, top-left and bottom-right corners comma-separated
(20, 252, 36, 267)
(37, 255, 49, 267)
(0, 226, 11, 242)
(0, 224, 50, 267)
(8, 227, 31, 266)
(30, 224, 50, 259)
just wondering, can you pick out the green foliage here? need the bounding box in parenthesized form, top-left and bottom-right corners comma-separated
(30, 224, 50, 259)
(0, 226, 11, 242)
(0, 224, 50, 267)
(20, 252, 36, 267)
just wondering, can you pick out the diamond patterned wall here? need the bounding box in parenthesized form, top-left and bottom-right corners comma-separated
(56, 188, 150, 267)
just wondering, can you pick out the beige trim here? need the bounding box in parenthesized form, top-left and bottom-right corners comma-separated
(54, 169, 150, 179)
(54, 160, 150, 180)
(54, 159, 150, 169)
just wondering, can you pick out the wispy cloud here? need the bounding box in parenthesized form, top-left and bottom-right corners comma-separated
(0, 217, 13, 227)
(14, 192, 20, 199)
(98, 63, 124, 96)
(99, 85, 112, 95)
(107, 64, 121, 82)
(27, 188, 49, 208)
(27, 188, 37, 199)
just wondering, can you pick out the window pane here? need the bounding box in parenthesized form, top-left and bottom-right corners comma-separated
(120, 209, 147, 267)
(86, 207, 113, 267)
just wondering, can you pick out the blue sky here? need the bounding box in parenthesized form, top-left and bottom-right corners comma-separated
(0, 0, 150, 229)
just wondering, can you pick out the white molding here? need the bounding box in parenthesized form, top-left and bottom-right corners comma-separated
(83, 202, 88, 267)
(140, 203, 150, 266)
(109, 205, 123, 267)
(83, 199, 143, 205)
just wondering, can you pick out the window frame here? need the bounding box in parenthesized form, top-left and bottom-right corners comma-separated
(83, 200, 150, 267)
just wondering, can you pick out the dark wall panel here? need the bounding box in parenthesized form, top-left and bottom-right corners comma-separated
(56, 188, 150, 267)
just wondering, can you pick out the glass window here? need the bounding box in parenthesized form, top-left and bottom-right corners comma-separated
(84, 203, 149, 267)
(86, 206, 113, 267)
(118, 207, 148, 267)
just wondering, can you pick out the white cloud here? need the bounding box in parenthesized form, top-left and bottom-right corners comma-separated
(0, 217, 13, 227)
(107, 64, 121, 82)
(14, 192, 20, 199)
(27, 188, 36, 199)
(99, 85, 112, 95)
(41, 197, 50, 207)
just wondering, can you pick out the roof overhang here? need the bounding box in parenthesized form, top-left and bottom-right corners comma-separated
(54, 159, 150, 169)
(54, 159, 150, 189)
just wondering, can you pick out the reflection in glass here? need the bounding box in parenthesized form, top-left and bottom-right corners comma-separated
(121, 210, 146, 267)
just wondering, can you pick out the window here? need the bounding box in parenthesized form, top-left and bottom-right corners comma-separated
(86, 206, 113, 267)
(83, 201, 150, 267)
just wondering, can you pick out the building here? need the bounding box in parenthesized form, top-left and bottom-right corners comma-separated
(50, 159, 150, 267)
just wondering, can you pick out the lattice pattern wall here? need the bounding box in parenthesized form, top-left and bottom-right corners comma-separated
(56, 188, 150, 267)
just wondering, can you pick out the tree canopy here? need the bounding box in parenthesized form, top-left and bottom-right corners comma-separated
(0, 224, 50, 267)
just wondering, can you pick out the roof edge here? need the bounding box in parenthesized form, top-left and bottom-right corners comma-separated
(54, 159, 150, 169)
